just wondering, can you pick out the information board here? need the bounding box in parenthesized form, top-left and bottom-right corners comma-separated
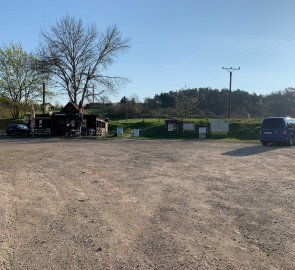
(210, 119, 229, 134)
(183, 122, 195, 131)
(198, 127, 207, 134)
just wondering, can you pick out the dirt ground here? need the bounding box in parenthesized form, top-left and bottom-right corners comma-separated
(0, 137, 294, 270)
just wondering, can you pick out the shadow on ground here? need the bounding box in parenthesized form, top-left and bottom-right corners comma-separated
(222, 145, 283, 157)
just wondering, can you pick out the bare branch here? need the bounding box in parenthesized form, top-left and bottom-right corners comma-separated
(38, 15, 130, 105)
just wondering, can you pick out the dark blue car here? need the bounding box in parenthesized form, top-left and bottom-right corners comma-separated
(5, 124, 31, 136)
(260, 117, 295, 146)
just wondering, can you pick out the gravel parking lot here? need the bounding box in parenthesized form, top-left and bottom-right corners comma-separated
(0, 138, 294, 270)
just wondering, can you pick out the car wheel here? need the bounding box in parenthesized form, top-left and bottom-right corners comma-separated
(262, 142, 268, 146)
(288, 136, 293, 146)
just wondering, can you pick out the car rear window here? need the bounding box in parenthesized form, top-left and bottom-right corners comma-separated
(261, 118, 285, 129)
(287, 120, 295, 128)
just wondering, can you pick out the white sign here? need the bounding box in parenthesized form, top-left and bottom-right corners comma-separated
(210, 119, 229, 133)
(168, 123, 177, 132)
(133, 129, 140, 137)
(117, 127, 123, 135)
(198, 127, 207, 139)
(183, 122, 194, 131)
(199, 127, 207, 134)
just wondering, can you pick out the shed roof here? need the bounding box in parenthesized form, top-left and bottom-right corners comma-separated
(60, 102, 88, 115)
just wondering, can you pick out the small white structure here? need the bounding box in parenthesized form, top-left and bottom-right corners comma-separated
(117, 127, 124, 135)
(133, 129, 140, 137)
(198, 127, 207, 139)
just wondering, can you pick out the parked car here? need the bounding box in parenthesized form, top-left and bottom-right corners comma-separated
(259, 117, 295, 146)
(5, 124, 31, 136)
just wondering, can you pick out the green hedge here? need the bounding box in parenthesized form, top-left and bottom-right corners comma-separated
(109, 118, 262, 140)
(0, 117, 262, 140)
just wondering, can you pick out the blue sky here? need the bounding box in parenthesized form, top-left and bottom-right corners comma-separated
(1, 0, 295, 103)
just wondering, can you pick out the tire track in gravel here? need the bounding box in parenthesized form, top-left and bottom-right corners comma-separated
(0, 152, 68, 270)
(0, 174, 17, 270)
(0, 139, 294, 269)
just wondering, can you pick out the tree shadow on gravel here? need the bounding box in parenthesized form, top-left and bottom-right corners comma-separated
(222, 145, 284, 156)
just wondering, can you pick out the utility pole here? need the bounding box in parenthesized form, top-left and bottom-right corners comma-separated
(222, 67, 240, 119)
(92, 84, 95, 103)
(42, 82, 46, 115)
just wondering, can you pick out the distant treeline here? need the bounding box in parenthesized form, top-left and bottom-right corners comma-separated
(85, 87, 295, 119)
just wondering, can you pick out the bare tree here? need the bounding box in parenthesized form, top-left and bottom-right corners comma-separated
(38, 14, 130, 105)
(175, 89, 199, 118)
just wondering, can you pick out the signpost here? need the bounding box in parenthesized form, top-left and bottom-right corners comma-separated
(30, 104, 35, 137)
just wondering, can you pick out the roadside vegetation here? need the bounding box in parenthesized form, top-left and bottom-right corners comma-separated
(0, 116, 261, 141)
(86, 87, 295, 120)
(109, 118, 261, 141)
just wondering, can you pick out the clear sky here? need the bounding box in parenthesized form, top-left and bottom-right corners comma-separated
(1, 0, 295, 103)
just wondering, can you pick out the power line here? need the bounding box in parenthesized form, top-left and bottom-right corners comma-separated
(226, 31, 295, 67)
(197, 31, 295, 86)
(236, 38, 295, 68)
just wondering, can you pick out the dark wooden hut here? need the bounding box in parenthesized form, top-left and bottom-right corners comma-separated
(29, 102, 108, 137)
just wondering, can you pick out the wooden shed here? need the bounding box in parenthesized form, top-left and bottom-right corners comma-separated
(28, 102, 108, 137)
